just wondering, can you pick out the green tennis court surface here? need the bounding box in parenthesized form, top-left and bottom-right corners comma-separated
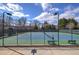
(0, 32, 79, 46)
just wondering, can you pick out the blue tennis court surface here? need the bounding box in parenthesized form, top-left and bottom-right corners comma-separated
(0, 32, 79, 46)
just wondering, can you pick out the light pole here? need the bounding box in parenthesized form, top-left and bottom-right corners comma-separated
(54, 12, 59, 46)
(58, 12, 59, 46)
(2, 12, 12, 46)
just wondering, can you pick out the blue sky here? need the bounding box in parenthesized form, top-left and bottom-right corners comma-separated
(0, 3, 79, 25)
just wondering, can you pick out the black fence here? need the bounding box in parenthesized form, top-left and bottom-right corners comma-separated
(0, 12, 79, 46)
(0, 25, 79, 46)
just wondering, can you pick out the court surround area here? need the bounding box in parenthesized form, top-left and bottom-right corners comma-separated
(0, 46, 79, 55)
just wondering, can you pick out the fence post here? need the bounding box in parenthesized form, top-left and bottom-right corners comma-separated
(2, 12, 5, 46)
(16, 30, 18, 46)
(30, 22, 32, 45)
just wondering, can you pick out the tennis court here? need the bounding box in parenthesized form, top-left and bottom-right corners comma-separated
(0, 31, 79, 46)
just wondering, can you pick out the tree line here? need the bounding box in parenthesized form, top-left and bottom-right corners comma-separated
(33, 18, 79, 31)
(0, 15, 79, 37)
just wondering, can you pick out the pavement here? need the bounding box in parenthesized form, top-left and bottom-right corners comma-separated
(0, 47, 79, 55)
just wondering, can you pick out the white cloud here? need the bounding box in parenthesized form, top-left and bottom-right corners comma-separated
(7, 3, 23, 12)
(59, 5, 74, 19)
(34, 12, 58, 25)
(0, 3, 23, 12)
(60, 12, 75, 19)
(64, 5, 73, 11)
(50, 8, 59, 12)
(12, 12, 30, 17)
(0, 4, 8, 11)
(63, 5, 79, 14)
(75, 17, 79, 22)
(34, 4, 79, 25)
(0, 3, 30, 18)
(26, 21, 31, 26)
(60, 6, 79, 21)
(41, 3, 51, 11)
(73, 7, 79, 13)
(0, 6, 6, 10)
(41, 3, 59, 12)
(34, 3, 59, 25)
(34, 12, 49, 20)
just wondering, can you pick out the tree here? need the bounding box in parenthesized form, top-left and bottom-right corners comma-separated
(66, 22, 75, 29)
(6, 16, 13, 26)
(43, 21, 52, 30)
(17, 17, 27, 32)
(67, 18, 78, 29)
(59, 18, 68, 29)
(33, 23, 39, 30)
(18, 17, 27, 26)
(7, 28, 13, 36)
(51, 24, 56, 30)
(33, 20, 39, 30)
(77, 23, 79, 29)
(59, 18, 78, 29)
